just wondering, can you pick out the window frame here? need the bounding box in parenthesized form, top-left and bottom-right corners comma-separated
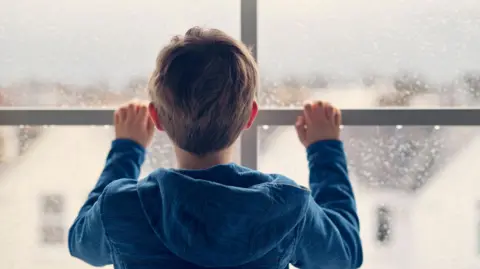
(1, 0, 480, 170)
(376, 205, 392, 244)
(39, 194, 66, 246)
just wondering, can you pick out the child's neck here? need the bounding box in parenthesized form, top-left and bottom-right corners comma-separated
(174, 147, 233, 170)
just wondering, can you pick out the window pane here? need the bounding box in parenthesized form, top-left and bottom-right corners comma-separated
(0, 0, 240, 107)
(0, 124, 242, 268)
(258, 125, 479, 269)
(0, 125, 174, 268)
(258, 0, 480, 108)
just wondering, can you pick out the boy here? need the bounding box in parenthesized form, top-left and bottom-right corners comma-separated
(68, 27, 363, 269)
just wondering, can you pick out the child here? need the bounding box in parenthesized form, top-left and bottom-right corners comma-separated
(68, 27, 363, 269)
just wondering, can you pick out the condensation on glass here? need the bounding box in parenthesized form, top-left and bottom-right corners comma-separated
(0, 126, 176, 269)
(258, 0, 480, 108)
(0, 0, 240, 108)
(259, 125, 480, 269)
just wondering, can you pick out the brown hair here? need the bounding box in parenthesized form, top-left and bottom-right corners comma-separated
(148, 27, 258, 156)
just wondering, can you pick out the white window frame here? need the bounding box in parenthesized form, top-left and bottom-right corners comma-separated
(1, 0, 480, 170)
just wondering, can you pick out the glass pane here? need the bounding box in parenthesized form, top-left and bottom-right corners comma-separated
(258, 125, 479, 269)
(0, 0, 240, 107)
(258, 0, 480, 108)
(0, 125, 175, 268)
(0, 124, 242, 268)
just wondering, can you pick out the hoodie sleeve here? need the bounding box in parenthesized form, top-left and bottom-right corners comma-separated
(68, 139, 145, 266)
(291, 140, 363, 269)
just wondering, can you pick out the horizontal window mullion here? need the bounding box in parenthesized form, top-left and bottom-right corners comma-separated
(255, 108, 480, 126)
(0, 109, 113, 126)
(1, 108, 480, 126)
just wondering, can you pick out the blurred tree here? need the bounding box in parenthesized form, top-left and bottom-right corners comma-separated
(438, 83, 456, 106)
(306, 73, 328, 89)
(393, 72, 429, 96)
(275, 86, 311, 107)
(463, 72, 480, 99)
(125, 76, 149, 100)
(53, 83, 75, 106)
(27, 79, 43, 90)
(279, 76, 313, 106)
(258, 75, 313, 107)
(377, 91, 411, 107)
(362, 74, 377, 88)
(0, 87, 4, 105)
(81, 80, 110, 106)
(282, 76, 302, 89)
(127, 76, 148, 89)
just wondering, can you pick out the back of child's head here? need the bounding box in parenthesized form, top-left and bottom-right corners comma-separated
(148, 27, 258, 156)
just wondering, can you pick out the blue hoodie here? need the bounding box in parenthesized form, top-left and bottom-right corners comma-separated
(68, 139, 363, 269)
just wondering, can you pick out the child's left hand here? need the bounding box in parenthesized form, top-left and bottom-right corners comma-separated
(114, 101, 155, 148)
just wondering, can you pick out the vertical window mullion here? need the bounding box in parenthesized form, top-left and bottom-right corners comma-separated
(240, 0, 258, 169)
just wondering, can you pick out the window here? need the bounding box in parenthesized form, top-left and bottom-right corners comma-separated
(42, 194, 64, 214)
(2, 1, 480, 269)
(258, 0, 480, 108)
(258, 125, 479, 269)
(376, 206, 392, 244)
(40, 194, 65, 245)
(41, 225, 65, 245)
(0, 0, 240, 108)
(0, 126, 175, 267)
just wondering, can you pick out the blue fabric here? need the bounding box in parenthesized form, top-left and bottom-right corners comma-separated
(68, 139, 363, 269)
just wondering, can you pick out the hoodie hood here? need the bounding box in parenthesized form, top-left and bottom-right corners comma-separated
(137, 163, 310, 268)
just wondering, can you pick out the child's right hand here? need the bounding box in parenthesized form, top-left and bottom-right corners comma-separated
(295, 101, 341, 148)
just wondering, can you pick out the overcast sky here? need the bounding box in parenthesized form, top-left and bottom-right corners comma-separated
(1, 0, 480, 86)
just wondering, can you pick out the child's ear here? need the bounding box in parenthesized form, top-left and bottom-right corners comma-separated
(245, 100, 258, 129)
(148, 102, 164, 131)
